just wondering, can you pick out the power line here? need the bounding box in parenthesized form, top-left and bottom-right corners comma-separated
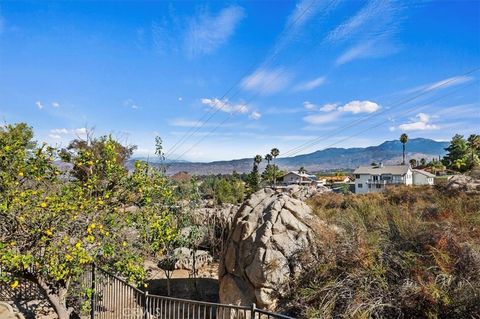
(281, 67, 480, 158)
(163, 0, 322, 160)
(285, 80, 479, 158)
(167, 0, 339, 163)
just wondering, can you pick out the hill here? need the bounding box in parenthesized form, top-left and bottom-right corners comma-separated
(138, 138, 448, 175)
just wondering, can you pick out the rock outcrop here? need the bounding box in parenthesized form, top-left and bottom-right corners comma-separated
(447, 174, 480, 193)
(218, 188, 321, 310)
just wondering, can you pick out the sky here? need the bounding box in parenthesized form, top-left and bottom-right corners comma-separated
(0, 0, 479, 162)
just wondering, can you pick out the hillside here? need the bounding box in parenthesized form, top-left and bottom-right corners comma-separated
(138, 138, 448, 175)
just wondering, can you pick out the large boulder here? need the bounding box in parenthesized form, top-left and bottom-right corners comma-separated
(218, 188, 322, 310)
(447, 174, 480, 193)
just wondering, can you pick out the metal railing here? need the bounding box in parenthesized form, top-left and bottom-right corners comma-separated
(90, 264, 295, 319)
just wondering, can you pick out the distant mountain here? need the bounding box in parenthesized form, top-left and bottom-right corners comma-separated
(147, 138, 449, 175)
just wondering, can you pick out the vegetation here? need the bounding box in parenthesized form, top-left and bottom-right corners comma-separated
(283, 186, 480, 318)
(0, 123, 178, 318)
(198, 175, 245, 205)
(442, 134, 480, 172)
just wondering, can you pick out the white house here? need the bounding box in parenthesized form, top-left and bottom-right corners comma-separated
(281, 171, 317, 185)
(412, 169, 435, 185)
(353, 164, 413, 194)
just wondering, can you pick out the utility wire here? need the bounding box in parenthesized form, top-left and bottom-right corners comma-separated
(163, 0, 322, 160)
(167, 0, 339, 164)
(281, 67, 480, 158)
(306, 81, 479, 156)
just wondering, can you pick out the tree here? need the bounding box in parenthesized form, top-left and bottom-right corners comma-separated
(409, 159, 417, 167)
(265, 154, 272, 166)
(0, 123, 177, 318)
(270, 148, 280, 186)
(299, 167, 306, 174)
(443, 134, 468, 172)
(247, 155, 263, 193)
(467, 134, 480, 169)
(420, 158, 427, 166)
(400, 133, 408, 165)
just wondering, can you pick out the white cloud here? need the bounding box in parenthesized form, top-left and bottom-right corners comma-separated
(241, 68, 290, 95)
(178, 97, 183, 101)
(35, 101, 44, 109)
(49, 134, 62, 140)
(123, 99, 139, 109)
(185, 5, 245, 57)
(293, 76, 326, 92)
(423, 76, 473, 92)
(303, 101, 316, 110)
(50, 128, 69, 135)
(201, 98, 248, 114)
(320, 103, 338, 112)
(52, 101, 60, 108)
(169, 119, 205, 128)
(249, 111, 261, 120)
(338, 100, 379, 114)
(398, 113, 439, 131)
(303, 112, 340, 125)
(74, 128, 88, 136)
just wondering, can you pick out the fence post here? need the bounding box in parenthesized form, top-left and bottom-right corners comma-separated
(144, 290, 149, 319)
(90, 263, 96, 319)
(251, 303, 256, 319)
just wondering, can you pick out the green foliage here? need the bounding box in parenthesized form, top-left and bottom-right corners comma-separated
(282, 187, 480, 318)
(198, 176, 245, 205)
(0, 123, 177, 317)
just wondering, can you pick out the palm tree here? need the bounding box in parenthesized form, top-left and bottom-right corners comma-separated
(400, 133, 408, 165)
(265, 154, 272, 166)
(299, 166, 306, 174)
(409, 158, 417, 168)
(253, 154, 263, 171)
(270, 148, 280, 186)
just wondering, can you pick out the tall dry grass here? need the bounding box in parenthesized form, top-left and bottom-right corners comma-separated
(281, 186, 480, 319)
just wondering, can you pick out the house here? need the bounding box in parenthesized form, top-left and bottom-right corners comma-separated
(281, 171, 317, 185)
(353, 164, 413, 194)
(412, 169, 435, 185)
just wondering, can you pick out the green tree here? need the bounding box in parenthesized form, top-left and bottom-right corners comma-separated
(299, 166, 306, 174)
(409, 158, 417, 167)
(467, 134, 480, 169)
(270, 148, 280, 186)
(400, 133, 408, 165)
(0, 123, 177, 319)
(247, 155, 263, 193)
(443, 134, 468, 172)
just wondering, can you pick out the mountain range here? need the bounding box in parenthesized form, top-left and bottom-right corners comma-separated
(132, 138, 449, 175)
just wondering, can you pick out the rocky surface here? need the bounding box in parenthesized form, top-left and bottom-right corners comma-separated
(172, 247, 213, 270)
(447, 174, 480, 193)
(218, 188, 323, 310)
(285, 184, 331, 201)
(0, 302, 24, 319)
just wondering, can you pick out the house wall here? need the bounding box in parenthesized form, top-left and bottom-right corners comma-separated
(413, 172, 434, 185)
(354, 168, 413, 194)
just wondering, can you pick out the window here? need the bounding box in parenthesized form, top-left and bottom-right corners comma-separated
(355, 174, 360, 179)
(376, 184, 382, 189)
(373, 175, 379, 181)
(357, 183, 363, 188)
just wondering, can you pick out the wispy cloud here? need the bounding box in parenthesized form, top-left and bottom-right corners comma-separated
(249, 111, 261, 120)
(52, 101, 60, 108)
(201, 98, 248, 114)
(35, 101, 44, 109)
(123, 99, 139, 109)
(303, 112, 340, 125)
(169, 119, 209, 128)
(398, 113, 439, 131)
(293, 76, 326, 92)
(329, 0, 405, 65)
(185, 5, 245, 57)
(422, 76, 474, 92)
(241, 68, 291, 95)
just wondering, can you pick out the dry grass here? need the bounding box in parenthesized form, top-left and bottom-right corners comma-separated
(281, 186, 480, 319)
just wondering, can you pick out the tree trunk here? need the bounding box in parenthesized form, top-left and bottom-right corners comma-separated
(402, 144, 406, 165)
(35, 277, 73, 319)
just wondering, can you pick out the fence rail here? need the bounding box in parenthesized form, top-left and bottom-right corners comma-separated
(90, 264, 295, 319)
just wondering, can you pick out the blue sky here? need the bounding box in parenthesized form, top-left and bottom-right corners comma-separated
(0, 0, 479, 161)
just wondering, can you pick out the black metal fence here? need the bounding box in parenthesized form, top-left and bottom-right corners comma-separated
(89, 264, 295, 319)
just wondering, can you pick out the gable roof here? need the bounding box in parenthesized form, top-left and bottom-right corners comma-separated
(282, 171, 316, 179)
(353, 165, 411, 176)
(413, 169, 436, 178)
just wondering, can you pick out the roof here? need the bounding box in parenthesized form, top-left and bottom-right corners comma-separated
(282, 171, 316, 179)
(413, 169, 436, 178)
(353, 165, 411, 176)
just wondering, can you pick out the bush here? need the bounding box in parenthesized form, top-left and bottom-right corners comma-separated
(283, 186, 480, 318)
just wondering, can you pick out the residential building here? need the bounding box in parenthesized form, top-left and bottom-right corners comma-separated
(281, 171, 317, 185)
(412, 169, 435, 185)
(353, 164, 413, 194)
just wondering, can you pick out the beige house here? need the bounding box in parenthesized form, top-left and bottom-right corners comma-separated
(281, 171, 317, 185)
(412, 169, 435, 185)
